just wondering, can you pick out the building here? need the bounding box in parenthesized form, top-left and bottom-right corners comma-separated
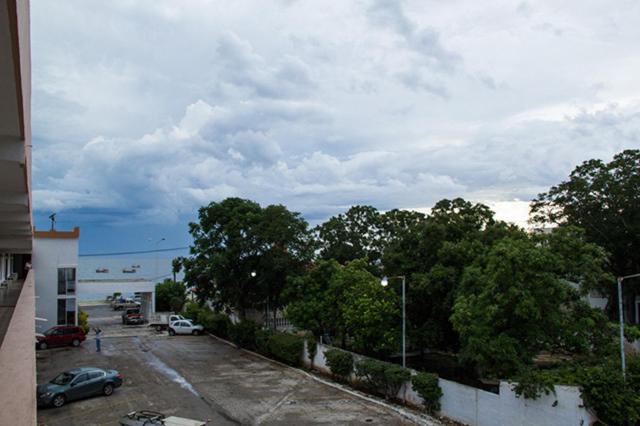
(33, 227, 80, 331)
(0, 0, 35, 424)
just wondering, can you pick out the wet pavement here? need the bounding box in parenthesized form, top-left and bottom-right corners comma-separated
(36, 327, 424, 425)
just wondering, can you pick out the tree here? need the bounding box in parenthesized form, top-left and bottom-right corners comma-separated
(316, 205, 382, 265)
(382, 198, 521, 352)
(182, 198, 313, 318)
(451, 232, 612, 378)
(530, 149, 640, 315)
(155, 279, 187, 312)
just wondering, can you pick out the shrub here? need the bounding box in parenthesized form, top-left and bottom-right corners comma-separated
(255, 329, 274, 356)
(78, 310, 89, 334)
(411, 372, 443, 413)
(229, 320, 258, 349)
(355, 358, 410, 399)
(268, 333, 305, 366)
(183, 301, 202, 322)
(324, 349, 354, 380)
(580, 366, 640, 425)
(209, 313, 232, 338)
(306, 336, 317, 364)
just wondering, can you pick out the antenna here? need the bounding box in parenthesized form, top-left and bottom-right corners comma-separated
(48, 213, 56, 231)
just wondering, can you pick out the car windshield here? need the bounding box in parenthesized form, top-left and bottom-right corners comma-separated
(51, 372, 75, 385)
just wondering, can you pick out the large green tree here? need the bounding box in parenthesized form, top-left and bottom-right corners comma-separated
(530, 149, 640, 315)
(181, 198, 313, 318)
(155, 279, 187, 312)
(451, 230, 612, 378)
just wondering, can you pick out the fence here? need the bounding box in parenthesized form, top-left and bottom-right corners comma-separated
(303, 342, 596, 426)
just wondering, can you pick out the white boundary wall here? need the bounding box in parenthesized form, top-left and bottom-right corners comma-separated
(304, 342, 596, 426)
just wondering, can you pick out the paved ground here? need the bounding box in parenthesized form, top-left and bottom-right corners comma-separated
(37, 305, 426, 425)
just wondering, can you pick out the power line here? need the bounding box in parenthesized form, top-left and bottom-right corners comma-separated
(79, 246, 189, 257)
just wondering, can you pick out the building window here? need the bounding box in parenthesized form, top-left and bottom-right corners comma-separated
(57, 298, 77, 325)
(57, 268, 76, 295)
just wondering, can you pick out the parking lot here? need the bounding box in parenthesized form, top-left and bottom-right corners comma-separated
(36, 307, 424, 425)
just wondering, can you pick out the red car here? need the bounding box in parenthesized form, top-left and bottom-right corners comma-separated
(36, 326, 86, 350)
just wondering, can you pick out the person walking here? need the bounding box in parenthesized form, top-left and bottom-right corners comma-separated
(94, 327, 102, 352)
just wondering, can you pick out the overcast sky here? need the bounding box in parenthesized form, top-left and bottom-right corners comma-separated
(31, 0, 640, 253)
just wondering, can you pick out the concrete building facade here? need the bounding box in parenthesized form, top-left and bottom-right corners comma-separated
(33, 227, 80, 332)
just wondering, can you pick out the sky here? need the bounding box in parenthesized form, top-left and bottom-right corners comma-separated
(31, 0, 640, 254)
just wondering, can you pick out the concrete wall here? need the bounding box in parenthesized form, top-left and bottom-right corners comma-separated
(33, 236, 78, 332)
(303, 342, 596, 426)
(0, 270, 36, 426)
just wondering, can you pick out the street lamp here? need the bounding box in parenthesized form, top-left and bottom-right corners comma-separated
(617, 272, 640, 379)
(381, 275, 407, 368)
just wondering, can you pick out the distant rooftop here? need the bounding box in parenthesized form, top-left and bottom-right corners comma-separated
(34, 227, 80, 239)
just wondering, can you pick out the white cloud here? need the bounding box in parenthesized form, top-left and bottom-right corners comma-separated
(31, 0, 640, 229)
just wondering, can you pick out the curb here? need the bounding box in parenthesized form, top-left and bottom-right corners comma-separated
(207, 333, 440, 426)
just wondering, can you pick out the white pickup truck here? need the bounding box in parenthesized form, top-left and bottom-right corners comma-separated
(147, 313, 190, 332)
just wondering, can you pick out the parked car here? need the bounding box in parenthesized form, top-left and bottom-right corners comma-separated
(36, 326, 86, 350)
(168, 319, 204, 336)
(147, 313, 190, 332)
(111, 298, 141, 311)
(119, 410, 205, 426)
(122, 308, 145, 325)
(37, 367, 123, 408)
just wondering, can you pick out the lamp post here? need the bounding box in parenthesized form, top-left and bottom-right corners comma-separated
(617, 272, 640, 379)
(381, 275, 407, 368)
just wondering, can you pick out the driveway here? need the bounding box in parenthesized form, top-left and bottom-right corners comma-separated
(79, 303, 158, 338)
(37, 333, 431, 425)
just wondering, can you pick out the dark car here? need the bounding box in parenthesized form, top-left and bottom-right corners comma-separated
(37, 367, 123, 408)
(36, 325, 86, 350)
(122, 308, 145, 325)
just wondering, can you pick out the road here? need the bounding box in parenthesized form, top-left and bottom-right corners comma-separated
(37, 305, 427, 425)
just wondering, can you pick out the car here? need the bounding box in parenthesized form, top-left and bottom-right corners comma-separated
(168, 319, 204, 336)
(36, 325, 86, 350)
(122, 307, 145, 325)
(111, 298, 141, 311)
(37, 367, 123, 408)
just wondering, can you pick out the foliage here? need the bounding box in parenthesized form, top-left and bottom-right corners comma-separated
(228, 320, 258, 349)
(181, 198, 314, 318)
(78, 310, 89, 334)
(451, 232, 612, 378)
(267, 333, 305, 366)
(512, 356, 640, 425)
(531, 149, 640, 313)
(305, 334, 317, 362)
(284, 259, 399, 355)
(355, 358, 410, 399)
(334, 260, 399, 355)
(156, 279, 187, 312)
(283, 260, 341, 337)
(383, 198, 519, 352)
(324, 349, 354, 380)
(255, 329, 274, 356)
(411, 372, 443, 413)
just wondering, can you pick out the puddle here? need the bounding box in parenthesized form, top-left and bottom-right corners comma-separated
(142, 349, 200, 397)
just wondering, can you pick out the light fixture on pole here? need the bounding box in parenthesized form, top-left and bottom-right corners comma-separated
(616, 272, 640, 379)
(381, 275, 407, 368)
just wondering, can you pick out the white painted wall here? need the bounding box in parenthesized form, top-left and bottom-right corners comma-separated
(33, 236, 79, 332)
(303, 342, 596, 426)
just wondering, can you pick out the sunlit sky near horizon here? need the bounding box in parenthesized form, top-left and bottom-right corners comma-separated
(31, 0, 640, 253)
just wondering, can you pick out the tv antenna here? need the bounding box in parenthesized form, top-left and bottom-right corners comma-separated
(48, 213, 56, 231)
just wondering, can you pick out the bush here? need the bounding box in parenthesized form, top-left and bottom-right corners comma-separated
(355, 358, 410, 399)
(156, 279, 186, 312)
(411, 372, 443, 413)
(255, 329, 274, 356)
(306, 336, 317, 363)
(229, 320, 258, 349)
(324, 349, 354, 380)
(78, 310, 89, 334)
(268, 333, 305, 366)
(183, 301, 202, 322)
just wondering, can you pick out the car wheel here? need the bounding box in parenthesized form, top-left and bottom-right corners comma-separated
(103, 384, 114, 396)
(52, 394, 66, 408)
(39, 341, 48, 350)
(71, 338, 80, 347)
(155, 325, 163, 332)
(168, 328, 175, 336)
(192, 330, 200, 336)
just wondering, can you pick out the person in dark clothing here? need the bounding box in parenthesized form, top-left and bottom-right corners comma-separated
(94, 327, 102, 352)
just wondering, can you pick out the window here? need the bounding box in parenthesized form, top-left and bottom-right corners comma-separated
(73, 373, 88, 385)
(57, 299, 77, 325)
(57, 268, 76, 295)
(89, 371, 104, 380)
